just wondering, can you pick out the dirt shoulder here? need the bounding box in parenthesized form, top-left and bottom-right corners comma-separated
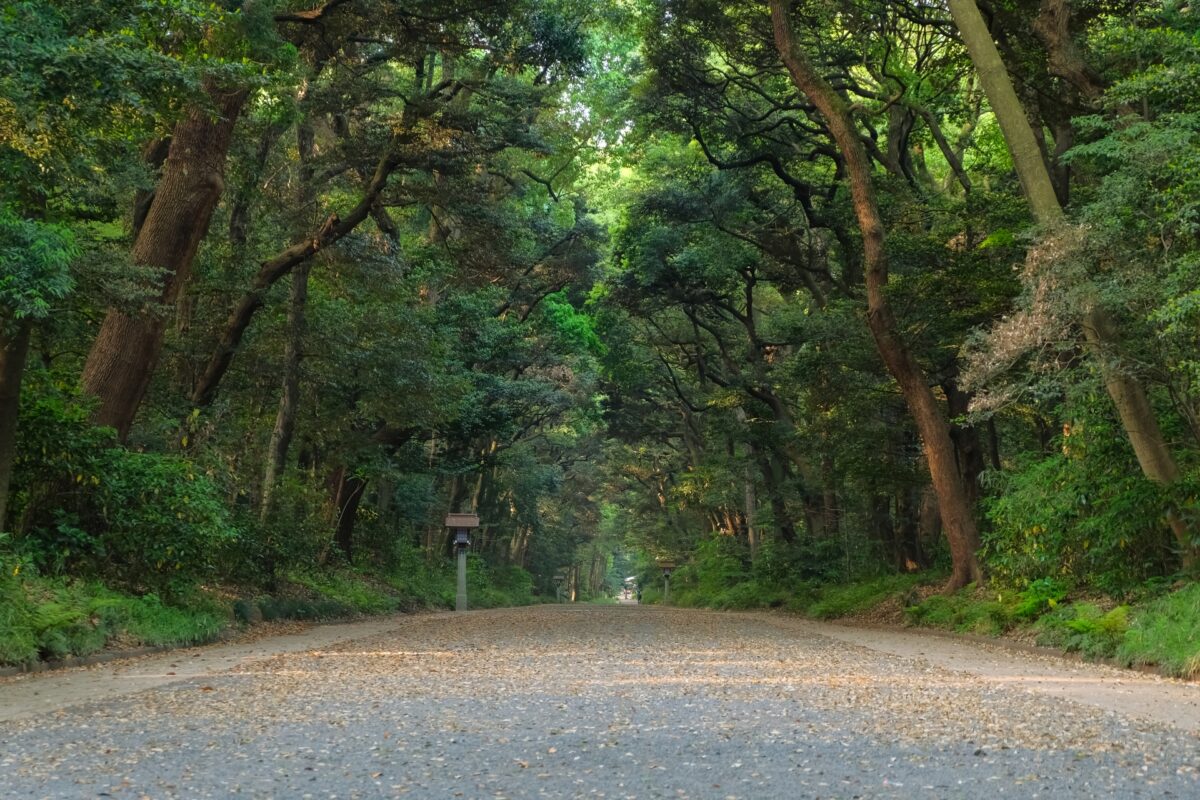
(782, 615, 1200, 732)
(0, 614, 426, 723)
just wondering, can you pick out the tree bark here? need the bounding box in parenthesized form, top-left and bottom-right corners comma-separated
(329, 468, 367, 563)
(744, 465, 758, 561)
(769, 0, 984, 590)
(946, 0, 1061, 223)
(943, 378, 986, 510)
(756, 452, 798, 544)
(821, 453, 840, 536)
(1032, 0, 1105, 102)
(82, 85, 248, 439)
(948, 0, 1197, 569)
(0, 321, 32, 531)
(259, 261, 312, 521)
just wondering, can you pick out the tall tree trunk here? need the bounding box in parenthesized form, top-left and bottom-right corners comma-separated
(870, 495, 899, 569)
(81, 85, 247, 439)
(744, 464, 758, 561)
(757, 452, 797, 544)
(0, 321, 32, 531)
(259, 261, 312, 521)
(329, 469, 366, 563)
(947, 0, 1197, 569)
(946, 0, 1062, 220)
(732, 407, 758, 559)
(821, 453, 840, 536)
(943, 378, 986, 510)
(770, 0, 984, 590)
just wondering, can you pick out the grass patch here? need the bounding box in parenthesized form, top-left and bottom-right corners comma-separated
(0, 546, 574, 668)
(286, 569, 399, 614)
(1033, 602, 1129, 659)
(655, 568, 925, 616)
(904, 589, 1019, 635)
(710, 580, 791, 610)
(806, 573, 929, 620)
(0, 574, 227, 666)
(906, 580, 1199, 679)
(1116, 583, 1200, 678)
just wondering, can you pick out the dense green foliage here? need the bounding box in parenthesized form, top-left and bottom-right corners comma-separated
(0, 1, 1196, 676)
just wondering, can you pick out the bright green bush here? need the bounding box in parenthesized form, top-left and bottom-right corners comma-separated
(1035, 602, 1129, 659)
(1117, 583, 1200, 678)
(639, 585, 663, 605)
(0, 548, 37, 664)
(228, 476, 330, 588)
(981, 412, 1185, 594)
(1012, 578, 1071, 620)
(11, 388, 238, 596)
(678, 535, 749, 601)
(468, 558, 538, 608)
(380, 541, 457, 609)
(655, 534, 827, 610)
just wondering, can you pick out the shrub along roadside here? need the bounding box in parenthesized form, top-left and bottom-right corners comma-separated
(639, 546, 1198, 679)
(0, 572, 225, 666)
(902, 582, 1200, 678)
(0, 555, 542, 668)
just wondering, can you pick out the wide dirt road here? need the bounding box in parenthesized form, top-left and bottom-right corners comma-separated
(2, 605, 1197, 798)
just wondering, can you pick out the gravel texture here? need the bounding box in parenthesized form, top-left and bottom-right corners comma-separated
(1, 605, 1197, 799)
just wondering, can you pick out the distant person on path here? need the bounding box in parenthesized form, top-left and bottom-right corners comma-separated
(636, 588, 642, 603)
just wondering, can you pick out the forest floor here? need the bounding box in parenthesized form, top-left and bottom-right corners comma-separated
(1, 605, 1197, 798)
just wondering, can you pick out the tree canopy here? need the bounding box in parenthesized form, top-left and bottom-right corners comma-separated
(1, 0, 1198, 629)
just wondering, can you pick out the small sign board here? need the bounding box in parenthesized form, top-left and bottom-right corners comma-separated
(444, 513, 480, 529)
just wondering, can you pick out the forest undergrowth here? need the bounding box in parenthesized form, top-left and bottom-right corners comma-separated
(635, 536, 1200, 679)
(0, 543, 539, 668)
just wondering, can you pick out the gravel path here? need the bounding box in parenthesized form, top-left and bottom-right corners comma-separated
(1, 605, 1197, 798)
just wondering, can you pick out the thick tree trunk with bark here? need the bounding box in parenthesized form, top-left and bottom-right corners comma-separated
(0, 321, 32, 531)
(82, 86, 247, 439)
(1032, 0, 1105, 102)
(769, 0, 984, 589)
